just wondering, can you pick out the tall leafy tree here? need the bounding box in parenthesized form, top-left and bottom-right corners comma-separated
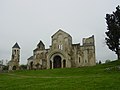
(105, 5, 120, 59)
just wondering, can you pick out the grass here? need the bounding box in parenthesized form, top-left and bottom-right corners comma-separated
(0, 60, 120, 90)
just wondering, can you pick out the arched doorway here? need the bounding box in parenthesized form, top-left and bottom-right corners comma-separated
(12, 66, 16, 70)
(53, 55, 61, 68)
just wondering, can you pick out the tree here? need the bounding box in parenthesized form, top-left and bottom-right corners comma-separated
(105, 5, 120, 59)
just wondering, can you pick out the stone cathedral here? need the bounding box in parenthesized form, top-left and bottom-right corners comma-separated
(27, 29, 96, 70)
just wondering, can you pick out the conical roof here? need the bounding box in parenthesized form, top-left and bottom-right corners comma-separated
(12, 42, 20, 49)
(37, 40, 44, 47)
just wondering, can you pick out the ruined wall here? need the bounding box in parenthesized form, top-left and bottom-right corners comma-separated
(82, 35, 96, 66)
(71, 35, 96, 67)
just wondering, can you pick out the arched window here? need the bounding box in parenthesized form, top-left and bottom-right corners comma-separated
(58, 45, 63, 50)
(14, 50, 16, 54)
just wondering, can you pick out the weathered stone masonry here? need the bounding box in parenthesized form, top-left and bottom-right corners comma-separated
(27, 29, 96, 70)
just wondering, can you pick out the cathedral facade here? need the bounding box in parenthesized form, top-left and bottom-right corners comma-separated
(27, 30, 96, 70)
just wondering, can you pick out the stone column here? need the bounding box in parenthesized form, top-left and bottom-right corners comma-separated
(61, 59, 63, 68)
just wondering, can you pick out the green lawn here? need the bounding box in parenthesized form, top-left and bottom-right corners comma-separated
(0, 60, 120, 90)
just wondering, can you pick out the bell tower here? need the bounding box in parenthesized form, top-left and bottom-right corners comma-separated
(8, 42, 20, 70)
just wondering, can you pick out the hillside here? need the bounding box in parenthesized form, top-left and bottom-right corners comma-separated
(0, 60, 120, 90)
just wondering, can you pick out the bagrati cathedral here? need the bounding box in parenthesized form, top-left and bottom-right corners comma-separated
(8, 29, 96, 70)
(27, 29, 96, 70)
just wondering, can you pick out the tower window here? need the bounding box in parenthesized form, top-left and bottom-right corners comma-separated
(14, 50, 16, 54)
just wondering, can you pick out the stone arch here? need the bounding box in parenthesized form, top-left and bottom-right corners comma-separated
(48, 52, 65, 69)
(48, 51, 65, 60)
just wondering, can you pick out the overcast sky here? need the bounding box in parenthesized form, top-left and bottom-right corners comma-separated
(0, 0, 120, 64)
